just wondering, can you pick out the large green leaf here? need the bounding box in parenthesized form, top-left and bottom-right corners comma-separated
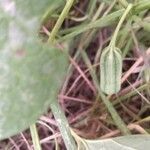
(84, 135, 150, 150)
(0, 0, 63, 18)
(0, 0, 67, 140)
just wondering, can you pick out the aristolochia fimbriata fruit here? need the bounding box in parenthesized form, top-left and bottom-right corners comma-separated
(100, 47, 122, 95)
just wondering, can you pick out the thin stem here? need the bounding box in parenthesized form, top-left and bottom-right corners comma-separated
(110, 3, 133, 47)
(78, 2, 105, 49)
(81, 50, 130, 135)
(48, 0, 75, 43)
(48, 1, 77, 149)
(113, 83, 149, 106)
(50, 101, 77, 150)
(59, 9, 124, 42)
(30, 124, 41, 150)
(88, 0, 97, 18)
(59, 1, 149, 41)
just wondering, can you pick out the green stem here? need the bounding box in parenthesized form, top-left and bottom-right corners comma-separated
(81, 50, 130, 135)
(59, 1, 149, 41)
(30, 124, 41, 150)
(113, 83, 149, 106)
(48, 1, 77, 149)
(50, 101, 77, 150)
(41, 1, 65, 23)
(59, 9, 124, 42)
(110, 3, 133, 47)
(48, 0, 75, 43)
(87, 0, 97, 18)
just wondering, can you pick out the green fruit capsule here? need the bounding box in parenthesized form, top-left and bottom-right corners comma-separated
(100, 47, 122, 95)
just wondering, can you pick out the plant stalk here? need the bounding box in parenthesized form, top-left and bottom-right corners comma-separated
(30, 124, 42, 150)
(50, 101, 77, 150)
(81, 50, 130, 135)
(48, 0, 75, 43)
(48, 1, 77, 148)
(110, 3, 133, 47)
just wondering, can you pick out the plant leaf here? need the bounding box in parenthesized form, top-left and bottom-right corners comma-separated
(0, 41, 68, 140)
(84, 135, 150, 150)
(0, 0, 67, 140)
(100, 47, 122, 95)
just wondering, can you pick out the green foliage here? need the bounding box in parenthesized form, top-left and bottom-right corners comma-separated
(74, 134, 150, 150)
(0, 0, 150, 149)
(0, 0, 68, 140)
(84, 135, 150, 150)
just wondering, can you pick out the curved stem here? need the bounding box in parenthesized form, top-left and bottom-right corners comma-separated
(110, 3, 133, 47)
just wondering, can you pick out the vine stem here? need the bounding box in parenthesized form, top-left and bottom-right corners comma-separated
(30, 124, 41, 150)
(110, 3, 133, 48)
(48, 1, 77, 149)
(48, 0, 75, 43)
(50, 101, 77, 150)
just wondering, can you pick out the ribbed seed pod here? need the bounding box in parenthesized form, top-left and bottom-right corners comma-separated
(100, 47, 122, 95)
